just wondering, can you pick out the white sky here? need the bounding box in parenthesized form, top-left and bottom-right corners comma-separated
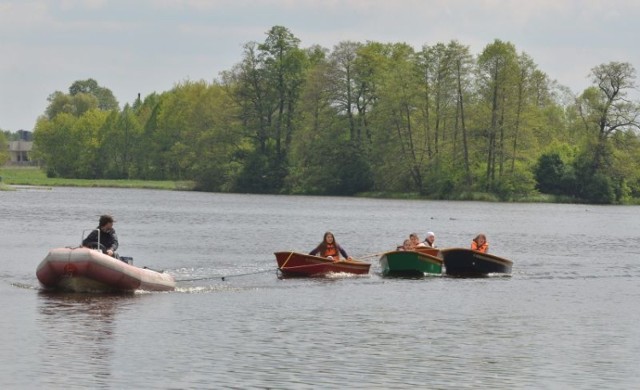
(1, 0, 639, 131)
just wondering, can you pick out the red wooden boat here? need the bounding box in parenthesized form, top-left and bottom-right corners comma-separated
(274, 251, 371, 277)
(414, 246, 440, 257)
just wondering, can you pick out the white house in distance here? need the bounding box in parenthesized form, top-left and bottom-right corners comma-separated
(7, 130, 34, 165)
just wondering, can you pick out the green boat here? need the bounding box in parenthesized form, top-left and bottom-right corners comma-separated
(379, 250, 443, 276)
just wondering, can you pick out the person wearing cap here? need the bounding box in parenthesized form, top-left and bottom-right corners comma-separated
(422, 232, 437, 248)
(82, 214, 119, 257)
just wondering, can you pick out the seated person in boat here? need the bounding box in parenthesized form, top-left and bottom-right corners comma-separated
(309, 231, 352, 261)
(397, 239, 412, 251)
(82, 214, 119, 258)
(471, 233, 488, 253)
(409, 233, 421, 249)
(422, 231, 437, 248)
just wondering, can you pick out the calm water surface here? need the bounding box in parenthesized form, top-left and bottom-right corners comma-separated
(1, 187, 639, 389)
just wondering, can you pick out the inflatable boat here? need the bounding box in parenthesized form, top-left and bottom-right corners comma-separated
(36, 247, 175, 292)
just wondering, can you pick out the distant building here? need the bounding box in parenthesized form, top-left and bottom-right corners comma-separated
(6, 130, 35, 165)
(16, 130, 33, 141)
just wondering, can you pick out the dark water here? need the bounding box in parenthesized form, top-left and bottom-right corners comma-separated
(1, 187, 639, 389)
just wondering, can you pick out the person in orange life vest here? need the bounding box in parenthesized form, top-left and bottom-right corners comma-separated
(423, 231, 436, 248)
(471, 233, 489, 253)
(309, 232, 352, 261)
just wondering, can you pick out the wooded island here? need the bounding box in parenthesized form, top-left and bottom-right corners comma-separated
(4, 26, 639, 204)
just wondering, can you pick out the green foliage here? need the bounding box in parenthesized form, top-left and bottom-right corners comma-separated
(28, 27, 640, 204)
(535, 153, 567, 194)
(234, 151, 283, 193)
(582, 173, 615, 204)
(0, 131, 8, 165)
(493, 169, 537, 201)
(44, 79, 118, 121)
(329, 143, 374, 195)
(69, 78, 119, 111)
(45, 91, 99, 119)
(541, 149, 618, 204)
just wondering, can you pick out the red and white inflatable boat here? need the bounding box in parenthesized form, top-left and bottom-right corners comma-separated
(36, 247, 175, 292)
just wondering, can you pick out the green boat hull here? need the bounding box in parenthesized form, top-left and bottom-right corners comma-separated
(380, 251, 443, 276)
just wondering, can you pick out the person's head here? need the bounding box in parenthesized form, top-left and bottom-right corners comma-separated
(425, 231, 435, 244)
(323, 232, 335, 244)
(402, 239, 412, 250)
(409, 233, 420, 245)
(98, 214, 114, 231)
(474, 233, 486, 245)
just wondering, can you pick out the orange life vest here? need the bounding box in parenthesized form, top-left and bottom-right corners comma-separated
(471, 241, 489, 253)
(323, 244, 340, 259)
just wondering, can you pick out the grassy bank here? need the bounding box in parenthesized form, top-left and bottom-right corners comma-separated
(0, 166, 195, 191)
(357, 190, 582, 203)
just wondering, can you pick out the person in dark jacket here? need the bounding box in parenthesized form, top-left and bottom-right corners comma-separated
(83, 214, 119, 257)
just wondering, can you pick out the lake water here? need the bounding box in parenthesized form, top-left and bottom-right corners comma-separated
(1, 187, 639, 389)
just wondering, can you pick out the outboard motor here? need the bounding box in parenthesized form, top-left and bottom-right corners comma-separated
(120, 256, 133, 265)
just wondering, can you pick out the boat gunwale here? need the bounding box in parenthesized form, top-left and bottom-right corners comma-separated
(380, 250, 443, 266)
(274, 251, 371, 267)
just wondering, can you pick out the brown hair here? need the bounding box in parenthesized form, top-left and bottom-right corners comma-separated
(473, 233, 487, 244)
(99, 214, 114, 227)
(316, 231, 337, 254)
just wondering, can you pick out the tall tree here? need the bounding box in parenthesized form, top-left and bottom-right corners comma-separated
(476, 40, 519, 190)
(376, 43, 427, 192)
(223, 41, 271, 155)
(327, 41, 362, 142)
(98, 105, 142, 179)
(224, 26, 307, 193)
(33, 109, 108, 178)
(45, 91, 99, 119)
(69, 79, 119, 111)
(578, 62, 640, 172)
(259, 25, 306, 165)
(448, 41, 474, 186)
(352, 42, 385, 147)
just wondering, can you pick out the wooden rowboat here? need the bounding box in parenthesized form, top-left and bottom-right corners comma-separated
(274, 251, 371, 277)
(414, 246, 440, 256)
(379, 250, 443, 277)
(440, 248, 513, 277)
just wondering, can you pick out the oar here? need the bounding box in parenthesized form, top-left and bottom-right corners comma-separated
(280, 251, 296, 269)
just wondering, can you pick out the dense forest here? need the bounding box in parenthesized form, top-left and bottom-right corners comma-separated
(30, 26, 640, 203)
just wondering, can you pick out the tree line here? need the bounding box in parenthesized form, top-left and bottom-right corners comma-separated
(32, 26, 640, 203)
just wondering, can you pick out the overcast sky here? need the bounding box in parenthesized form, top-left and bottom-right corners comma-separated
(1, 0, 639, 131)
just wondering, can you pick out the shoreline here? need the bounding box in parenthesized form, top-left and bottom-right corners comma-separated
(0, 167, 194, 191)
(3, 166, 637, 204)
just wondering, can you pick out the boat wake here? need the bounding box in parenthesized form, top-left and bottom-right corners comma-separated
(174, 284, 248, 294)
(10, 282, 40, 290)
(324, 272, 371, 279)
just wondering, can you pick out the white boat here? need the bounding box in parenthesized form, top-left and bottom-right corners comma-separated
(36, 247, 175, 292)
